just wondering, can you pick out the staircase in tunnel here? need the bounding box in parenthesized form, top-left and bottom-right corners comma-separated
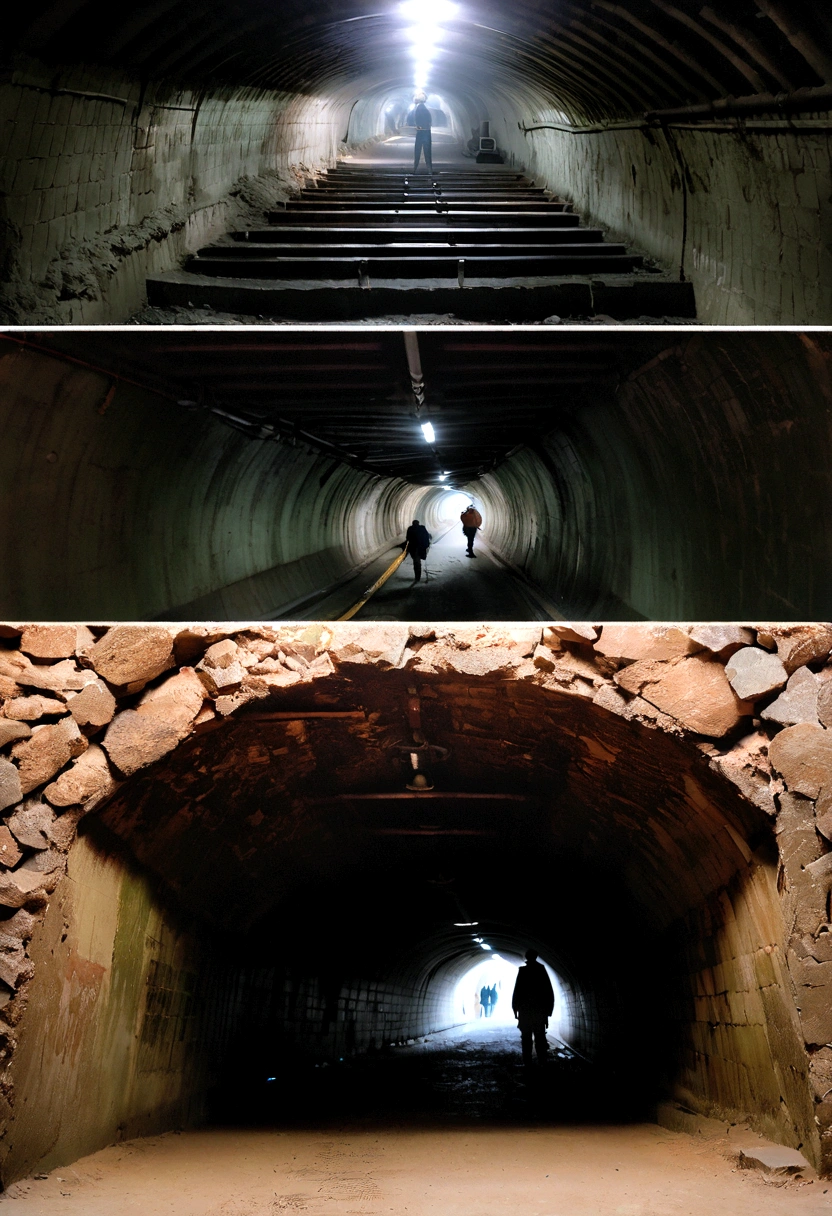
(146, 143, 697, 323)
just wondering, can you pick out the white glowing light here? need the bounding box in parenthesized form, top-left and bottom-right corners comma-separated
(454, 921, 478, 926)
(439, 474, 447, 481)
(399, 0, 458, 91)
(421, 421, 436, 443)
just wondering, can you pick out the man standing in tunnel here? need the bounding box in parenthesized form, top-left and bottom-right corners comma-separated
(405, 518, 431, 581)
(460, 503, 482, 557)
(512, 949, 554, 1066)
(409, 91, 433, 173)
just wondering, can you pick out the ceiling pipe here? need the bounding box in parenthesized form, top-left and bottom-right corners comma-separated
(645, 83, 832, 121)
(403, 329, 426, 410)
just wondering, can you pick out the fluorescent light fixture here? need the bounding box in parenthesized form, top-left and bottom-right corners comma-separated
(439, 474, 447, 481)
(479, 942, 492, 951)
(454, 921, 478, 926)
(399, 0, 457, 90)
(421, 421, 436, 443)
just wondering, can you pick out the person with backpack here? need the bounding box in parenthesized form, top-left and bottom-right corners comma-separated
(460, 504, 482, 557)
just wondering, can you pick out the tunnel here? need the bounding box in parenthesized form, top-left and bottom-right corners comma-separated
(3, 328, 832, 622)
(2, 3, 831, 324)
(2, 620, 832, 1200)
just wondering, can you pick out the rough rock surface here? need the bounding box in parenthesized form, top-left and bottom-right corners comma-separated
(0, 828, 22, 869)
(761, 667, 820, 727)
(594, 625, 699, 666)
(769, 723, 832, 800)
(10, 719, 88, 794)
(0, 721, 30, 749)
(688, 625, 755, 656)
(102, 668, 206, 776)
(44, 745, 118, 808)
(88, 625, 175, 689)
(616, 655, 750, 737)
(19, 625, 79, 660)
(0, 759, 23, 813)
(4, 694, 69, 721)
(725, 647, 788, 701)
(67, 680, 117, 729)
(6, 802, 54, 849)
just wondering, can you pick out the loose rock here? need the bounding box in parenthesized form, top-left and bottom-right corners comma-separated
(688, 625, 754, 656)
(761, 666, 820, 727)
(88, 625, 175, 689)
(6, 801, 54, 849)
(4, 694, 69, 721)
(0, 721, 31, 749)
(0, 828, 22, 868)
(594, 625, 699, 667)
(19, 625, 78, 660)
(618, 655, 751, 737)
(10, 719, 88, 793)
(769, 722, 832, 799)
(44, 744, 117, 809)
(724, 647, 788, 700)
(67, 680, 117, 729)
(0, 868, 47, 909)
(102, 668, 205, 776)
(0, 759, 23, 814)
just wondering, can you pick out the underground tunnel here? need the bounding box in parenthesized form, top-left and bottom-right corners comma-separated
(1, 620, 832, 1208)
(2, 2, 831, 325)
(2, 328, 832, 623)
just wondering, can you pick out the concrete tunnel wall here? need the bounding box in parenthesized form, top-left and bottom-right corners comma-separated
(488, 99, 832, 327)
(5, 333, 832, 622)
(0, 61, 354, 325)
(2, 622, 832, 1184)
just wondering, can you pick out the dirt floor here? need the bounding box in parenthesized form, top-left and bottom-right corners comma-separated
(128, 305, 701, 326)
(2, 1024, 828, 1215)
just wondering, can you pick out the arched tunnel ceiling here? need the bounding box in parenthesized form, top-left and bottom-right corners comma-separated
(19, 330, 667, 484)
(94, 660, 767, 943)
(8, 2, 831, 122)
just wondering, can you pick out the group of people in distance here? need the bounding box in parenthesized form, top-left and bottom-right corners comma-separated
(405, 503, 482, 581)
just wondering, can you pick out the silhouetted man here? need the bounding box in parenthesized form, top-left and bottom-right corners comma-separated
(512, 949, 554, 1065)
(405, 519, 431, 581)
(460, 504, 482, 557)
(480, 982, 490, 1018)
(410, 91, 433, 172)
(489, 983, 499, 1016)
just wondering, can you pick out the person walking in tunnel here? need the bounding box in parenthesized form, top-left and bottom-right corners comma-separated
(405, 518, 431, 581)
(460, 504, 482, 557)
(480, 982, 491, 1018)
(512, 949, 554, 1066)
(489, 982, 499, 1017)
(409, 91, 433, 173)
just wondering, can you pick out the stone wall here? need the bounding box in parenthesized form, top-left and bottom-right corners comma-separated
(1, 622, 832, 1177)
(0, 58, 350, 324)
(490, 111, 832, 326)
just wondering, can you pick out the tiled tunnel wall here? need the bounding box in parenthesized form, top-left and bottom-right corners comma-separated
(490, 112, 832, 326)
(0, 60, 350, 324)
(4, 334, 832, 622)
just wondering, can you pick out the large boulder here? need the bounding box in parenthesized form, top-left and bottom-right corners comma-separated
(725, 647, 788, 701)
(44, 744, 118, 809)
(88, 625, 175, 690)
(616, 655, 752, 737)
(10, 719, 88, 794)
(102, 668, 205, 776)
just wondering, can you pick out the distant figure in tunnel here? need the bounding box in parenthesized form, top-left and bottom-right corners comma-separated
(405, 519, 431, 581)
(409, 91, 433, 173)
(460, 504, 482, 557)
(489, 983, 499, 1016)
(480, 982, 491, 1017)
(512, 949, 554, 1065)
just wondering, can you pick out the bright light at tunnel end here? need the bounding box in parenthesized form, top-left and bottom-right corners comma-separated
(399, 0, 458, 89)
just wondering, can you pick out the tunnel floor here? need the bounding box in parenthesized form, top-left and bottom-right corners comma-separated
(298, 527, 557, 621)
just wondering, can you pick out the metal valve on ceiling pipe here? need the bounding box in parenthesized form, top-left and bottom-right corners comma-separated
(403, 329, 425, 410)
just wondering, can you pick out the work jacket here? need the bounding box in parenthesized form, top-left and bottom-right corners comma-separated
(512, 960, 555, 1021)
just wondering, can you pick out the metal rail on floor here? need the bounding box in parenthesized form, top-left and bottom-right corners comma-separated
(337, 545, 410, 620)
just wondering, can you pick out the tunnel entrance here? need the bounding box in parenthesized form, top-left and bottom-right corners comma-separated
(2, 622, 831, 1195)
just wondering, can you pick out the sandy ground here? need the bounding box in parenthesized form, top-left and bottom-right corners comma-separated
(2, 1122, 829, 1216)
(3, 1024, 827, 1215)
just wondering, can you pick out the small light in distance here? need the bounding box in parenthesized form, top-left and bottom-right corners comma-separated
(421, 421, 436, 442)
(454, 921, 478, 926)
(439, 474, 447, 481)
(479, 942, 492, 950)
